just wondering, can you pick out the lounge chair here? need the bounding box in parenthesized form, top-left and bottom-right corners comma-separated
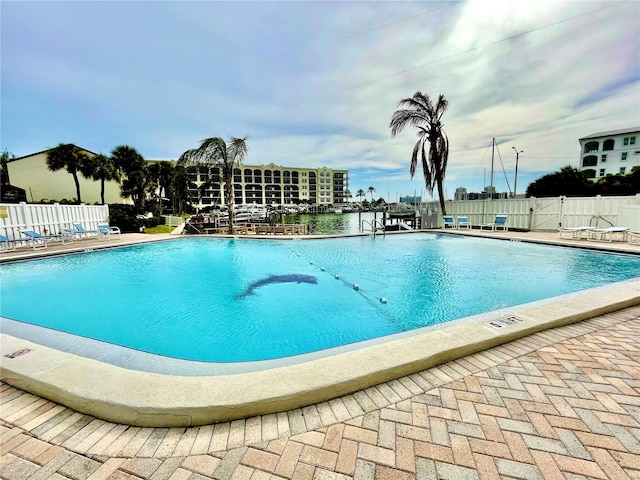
(456, 216, 471, 229)
(97, 223, 122, 240)
(442, 216, 455, 228)
(628, 231, 640, 244)
(587, 227, 629, 243)
(20, 230, 71, 249)
(0, 234, 31, 252)
(64, 222, 98, 239)
(557, 226, 595, 240)
(480, 214, 509, 231)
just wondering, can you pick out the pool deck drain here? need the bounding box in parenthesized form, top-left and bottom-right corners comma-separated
(1, 230, 639, 479)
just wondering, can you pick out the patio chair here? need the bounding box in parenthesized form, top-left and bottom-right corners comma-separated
(480, 214, 509, 231)
(97, 223, 122, 240)
(456, 216, 471, 229)
(442, 215, 455, 228)
(20, 230, 70, 249)
(628, 231, 640, 244)
(557, 226, 596, 240)
(64, 222, 98, 239)
(0, 234, 31, 252)
(587, 226, 629, 243)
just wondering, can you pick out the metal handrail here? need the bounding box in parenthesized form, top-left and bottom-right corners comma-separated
(361, 219, 385, 236)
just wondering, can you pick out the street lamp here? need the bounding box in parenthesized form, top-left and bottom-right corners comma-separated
(512, 146, 523, 198)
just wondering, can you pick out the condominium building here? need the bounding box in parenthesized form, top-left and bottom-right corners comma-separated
(5, 146, 349, 208)
(184, 162, 349, 209)
(578, 127, 640, 180)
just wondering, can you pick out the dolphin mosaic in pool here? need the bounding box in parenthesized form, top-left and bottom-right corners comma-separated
(235, 274, 318, 299)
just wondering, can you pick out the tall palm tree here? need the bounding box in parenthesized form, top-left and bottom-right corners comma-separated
(46, 143, 92, 203)
(111, 145, 149, 210)
(367, 186, 376, 202)
(178, 135, 249, 234)
(390, 92, 449, 214)
(356, 188, 366, 204)
(86, 153, 120, 205)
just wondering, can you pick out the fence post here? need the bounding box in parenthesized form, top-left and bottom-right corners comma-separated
(54, 202, 64, 233)
(19, 202, 32, 231)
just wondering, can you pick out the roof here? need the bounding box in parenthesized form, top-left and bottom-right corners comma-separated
(579, 126, 640, 141)
(9, 145, 98, 163)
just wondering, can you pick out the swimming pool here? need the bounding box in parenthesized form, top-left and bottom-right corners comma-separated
(1, 233, 639, 364)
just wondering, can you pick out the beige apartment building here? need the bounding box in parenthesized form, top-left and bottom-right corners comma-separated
(5, 146, 349, 208)
(6, 147, 123, 204)
(185, 163, 349, 209)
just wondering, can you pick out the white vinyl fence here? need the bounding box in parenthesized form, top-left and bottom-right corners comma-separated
(0, 202, 110, 240)
(424, 194, 640, 231)
(161, 215, 184, 227)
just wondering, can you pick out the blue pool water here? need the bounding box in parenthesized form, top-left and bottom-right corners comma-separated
(1, 234, 639, 362)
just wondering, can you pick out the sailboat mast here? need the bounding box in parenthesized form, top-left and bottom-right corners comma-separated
(490, 137, 495, 188)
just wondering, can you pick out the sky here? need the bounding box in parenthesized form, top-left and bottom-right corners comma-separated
(2, 0, 639, 202)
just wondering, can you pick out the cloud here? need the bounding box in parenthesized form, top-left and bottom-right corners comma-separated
(2, 0, 638, 199)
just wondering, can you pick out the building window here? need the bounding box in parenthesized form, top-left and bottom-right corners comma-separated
(599, 169, 606, 177)
(602, 139, 614, 151)
(583, 169, 596, 179)
(601, 154, 606, 163)
(620, 167, 626, 175)
(621, 152, 628, 161)
(623, 136, 636, 146)
(582, 155, 597, 167)
(584, 141, 599, 153)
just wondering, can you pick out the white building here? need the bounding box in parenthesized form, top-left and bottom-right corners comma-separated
(578, 127, 640, 180)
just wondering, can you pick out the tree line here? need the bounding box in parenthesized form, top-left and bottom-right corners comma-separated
(526, 165, 640, 197)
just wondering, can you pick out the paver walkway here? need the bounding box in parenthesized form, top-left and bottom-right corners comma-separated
(1, 305, 639, 479)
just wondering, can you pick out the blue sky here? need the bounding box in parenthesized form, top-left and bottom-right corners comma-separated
(2, 0, 639, 202)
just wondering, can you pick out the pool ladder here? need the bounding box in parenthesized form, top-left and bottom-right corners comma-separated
(361, 219, 386, 236)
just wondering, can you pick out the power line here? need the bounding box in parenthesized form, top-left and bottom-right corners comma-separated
(296, 1, 624, 106)
(312, 2, 462, 48)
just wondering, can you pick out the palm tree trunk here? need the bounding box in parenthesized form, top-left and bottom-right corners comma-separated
(72, 173, 82, 204)
(100, 179, 106, 205)
(436, 177, 446, 216)
(225, 180, 234, 234)
(434, 161, 446, 215)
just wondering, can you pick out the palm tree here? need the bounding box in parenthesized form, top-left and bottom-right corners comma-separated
(111, 145, 149, 210)
(46, 144, 92, 203)
(111, 145, 145, 176)
(86, 153, 120, 205)
(367, 186, 376, 202)
(390, 92, 450, 215)
(178, 135, 249, 234)
(356, 189, 366, 204)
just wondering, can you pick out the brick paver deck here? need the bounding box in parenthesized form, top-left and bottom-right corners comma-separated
(2, 304, 639, 479)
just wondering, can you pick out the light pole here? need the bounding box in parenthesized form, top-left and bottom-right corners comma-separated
(512, 146, 523, 198)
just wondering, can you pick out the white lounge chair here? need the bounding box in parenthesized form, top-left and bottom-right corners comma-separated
(480, 214, 508, 231)
(0, 234, 31, 252)
(98, 223, 122, 240)
(558, 226, 595, 240)
(627, 231, 640, 244)
(20, 229, 72, 249)
(587, 227, 629, 243)
(442, 216, 455, 228)
(456, 216, 471, 229)
(64, 222, 98, 239)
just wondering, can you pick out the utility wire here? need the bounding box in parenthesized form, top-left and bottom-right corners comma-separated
(296, 1, 624, 106)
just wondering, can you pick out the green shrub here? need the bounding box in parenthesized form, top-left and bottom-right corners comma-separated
(108, 204, 143, 233)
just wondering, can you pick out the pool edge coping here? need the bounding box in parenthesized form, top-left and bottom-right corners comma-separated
(2, 279, 638, 427)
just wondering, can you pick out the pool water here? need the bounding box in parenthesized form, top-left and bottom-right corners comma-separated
(1, 234, 638, 362)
